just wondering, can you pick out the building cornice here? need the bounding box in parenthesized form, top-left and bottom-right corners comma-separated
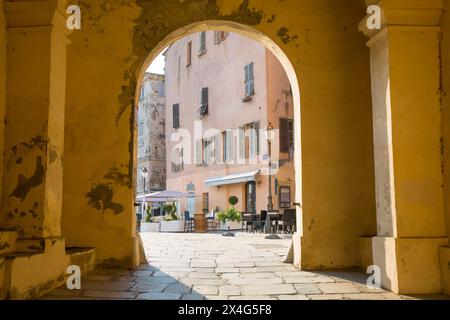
(359, 0, 444, 38)
(4, 0, 71, 40)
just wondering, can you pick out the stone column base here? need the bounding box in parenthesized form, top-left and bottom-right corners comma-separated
(3, 238, 70, 300)
(373, 236, 448, 294)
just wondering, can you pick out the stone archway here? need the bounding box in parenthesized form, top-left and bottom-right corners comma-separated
(60, 0, 376, 274)
(134, 20, 304, 267)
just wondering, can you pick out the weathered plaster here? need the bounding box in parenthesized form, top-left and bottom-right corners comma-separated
(0, 1, 5, 203)
(61, 0, 376, 271)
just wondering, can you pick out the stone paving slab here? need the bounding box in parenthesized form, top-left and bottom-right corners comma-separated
(42, 232, 431, 300)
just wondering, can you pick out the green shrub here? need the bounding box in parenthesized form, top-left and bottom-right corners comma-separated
(217, 207, 242, 224)
(228, 196, 239, 207)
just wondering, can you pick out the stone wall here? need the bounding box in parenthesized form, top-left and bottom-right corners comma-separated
(137, 73, 166, 194)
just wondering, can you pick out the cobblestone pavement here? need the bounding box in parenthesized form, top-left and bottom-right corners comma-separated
(43, 232, 449, 300)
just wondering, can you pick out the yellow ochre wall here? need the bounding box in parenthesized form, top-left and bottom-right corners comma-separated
(439, 0, 450, 294)
(0, 0, 6, 201)
(60, 0, 376, 269)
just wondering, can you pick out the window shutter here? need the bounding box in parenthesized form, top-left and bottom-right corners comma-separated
(173, 104, 180, 129)
(226, 130, 233, 162)
(280, 119, 289, 153)
(201, 88, 209, 115)
(239, 127, 245, 160)
(214, 31, 219, 44)
(214, 135, 221, 164)
(255, 121, 260, 155)
(200, 32, 206, 53)
(195, 140, 202, 165)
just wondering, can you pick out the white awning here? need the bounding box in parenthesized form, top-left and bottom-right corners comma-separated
(204, 170, 260, 187)
(137, 190, 194, 202)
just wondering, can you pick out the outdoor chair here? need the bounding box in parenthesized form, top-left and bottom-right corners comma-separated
(241, 212, 254, 233)
(206, 210, 217, 231)
(184, 211, 194, 232)
(257, 210, 267, 233)
(280, 209, 296, 233)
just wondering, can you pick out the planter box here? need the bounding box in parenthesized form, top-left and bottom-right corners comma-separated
(218, 220, 242, 231)
(141, 222, 160, 233)
(160, 221, 185, 233)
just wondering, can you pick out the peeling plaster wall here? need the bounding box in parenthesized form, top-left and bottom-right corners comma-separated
(440, 4, 450, 244)
(63, 0, 375, 269)
(0, 0, 6, 204)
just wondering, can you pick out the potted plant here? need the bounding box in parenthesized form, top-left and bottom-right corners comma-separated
(217, 196, 242, 237)
(140, 206, 160, 233)
(160, 202, 184, 232)
(218, 196, 242, 232)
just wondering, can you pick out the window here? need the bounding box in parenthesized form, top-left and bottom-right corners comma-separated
(203, 138, 212, 166)
(243, 122, 260, 158)
(195, 139, 203, 166)
(223, 130, 233, 163)
(280, 118, 294, 153)
(173, 104, 180, 129)
(244, 62, 255, 99)
(202, 193, 209, 213)
(139, 86, 145, 101)
(214, 31, 229, 44)
(172, 147, 184, 172)
(138, 121, 145, 146)
(200, 87, 209, 116)
(199, 32, 207, 55)
(245, 182, 257, 214)
(212, 134, 221, 164)
(186, 41, 192, 67)
(249, 121, 260, 158)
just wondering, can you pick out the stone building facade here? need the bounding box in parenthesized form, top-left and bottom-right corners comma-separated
(136, 73, 166, 196)
(165, 31, 295, 222)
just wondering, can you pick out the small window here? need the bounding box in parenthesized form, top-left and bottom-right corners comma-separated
(172, 147, 184, 173)
(203, 138, 212, 166)
(139, 86, 145, 101)
(244, 63, 255, 99)
(280, 118, 294, 153)
(199, 32, 207, 55)
(214, 31, 229, 44)
(202, 193, 209, 213)
(173, 104, 180, 129)
(186, 41, 192, 67)
(138, 121, 145, 137)
(223, 130, 234, 163)
(200, 88, 209, 116)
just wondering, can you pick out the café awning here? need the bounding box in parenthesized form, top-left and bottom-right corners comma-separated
(204, 170, 260, 187)
(137, 190, 193, 202)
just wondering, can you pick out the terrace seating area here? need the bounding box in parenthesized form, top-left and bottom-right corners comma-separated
(241, 209, 297, 234)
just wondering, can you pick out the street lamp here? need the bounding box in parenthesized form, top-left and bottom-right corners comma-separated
(141, 167, 149, 196)
(140, 167, 149, 227)
(264, 123, 280, 240)
(264, 123, 275, 212)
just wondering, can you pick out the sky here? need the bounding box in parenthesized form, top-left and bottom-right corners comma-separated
(147, 51, 166, 75)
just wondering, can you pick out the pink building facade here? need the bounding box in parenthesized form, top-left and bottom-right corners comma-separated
(165, 31, 295, 223)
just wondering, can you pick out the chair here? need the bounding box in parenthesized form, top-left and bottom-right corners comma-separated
(241, 212, 254, 233)
(256, 210, 268, 233)
(280, 209, 296, 233)
(206, 210, 217, 231)
(184, 211, 194, 232)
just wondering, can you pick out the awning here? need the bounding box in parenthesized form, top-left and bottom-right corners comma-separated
(137, 190, 194, 202)
(204, 170, 260, 187)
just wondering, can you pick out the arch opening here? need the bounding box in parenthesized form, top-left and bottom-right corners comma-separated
(134, 21, 303, 267)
